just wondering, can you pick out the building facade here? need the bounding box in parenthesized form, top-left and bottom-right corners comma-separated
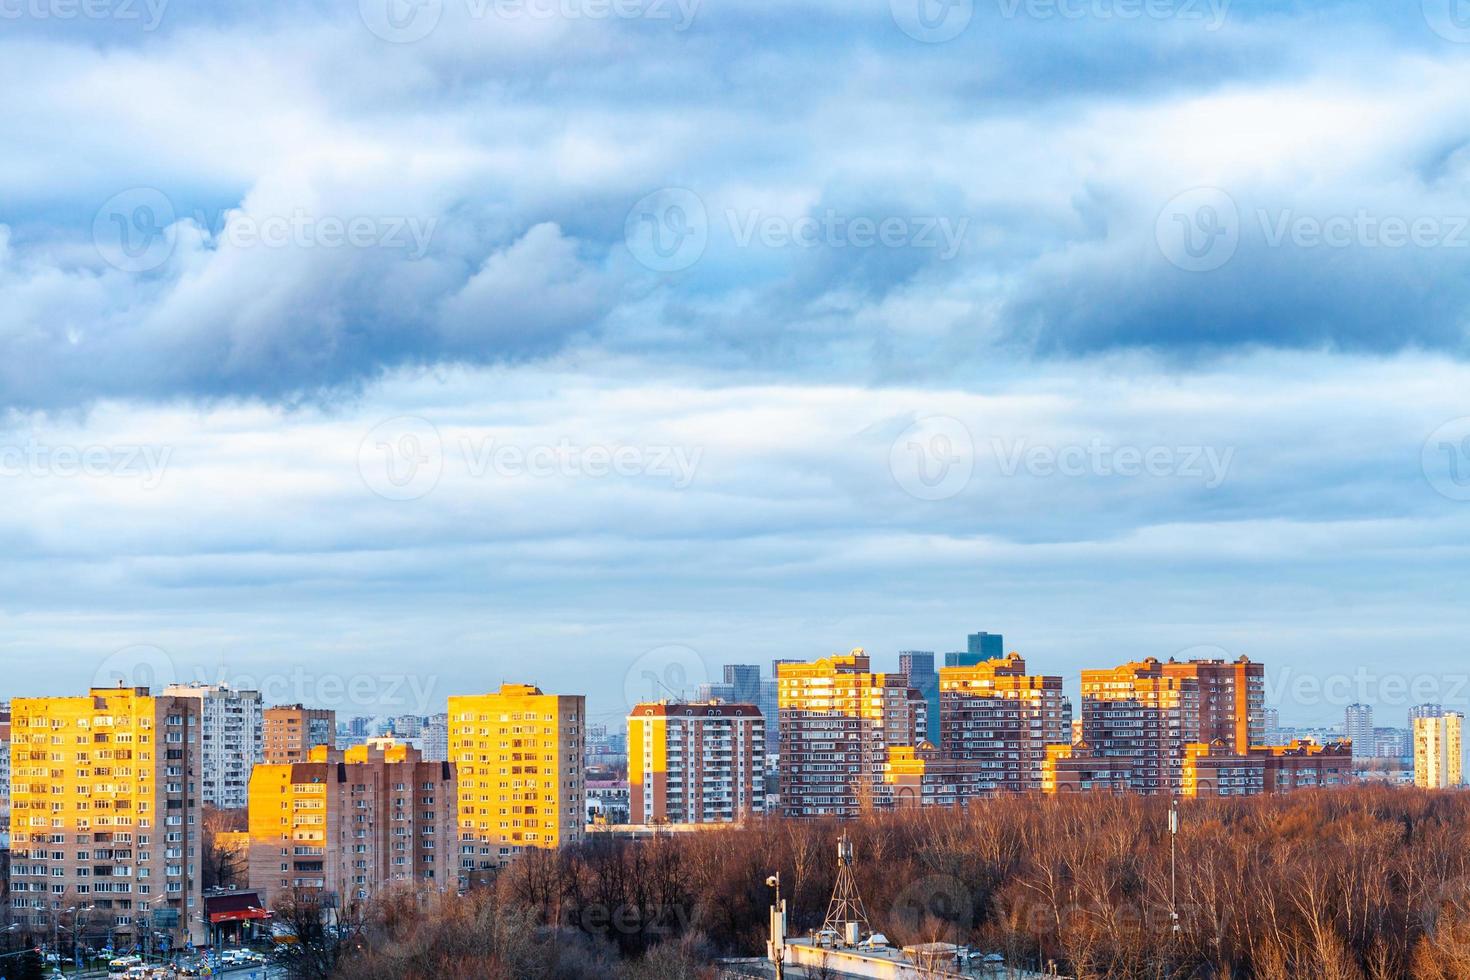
(246, 739, 455, 909)
(448, 685, 585, 874)
(898, 652, 940, 743)
(938, 653, 1068, 793)
(7, 687, 204, 948)
(1, 701, 11, 850)
(777, 651, 925, 817)
(628, 701, 765, 825)
(1414, 712, 1464, 789)
(423, 713, 450, 763)
(262, 705, 336, 764)
(1344, 704, 1374, 760)
(162, 684, 263, 811)
(1080, 658, 1200, 795)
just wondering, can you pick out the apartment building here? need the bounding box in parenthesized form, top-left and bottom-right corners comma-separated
(162, 684, 263, 810)
(1040, 742, 1134, 795)
(1, 701, 11, 849)
(262, 705, 336, 764)
(938, 652, 1068, 793)
(777, 650, 925, 817)
(1414, 712, 1464, 789)
(246, 739, 455, 909)
(628, 701, 765, 825)
(1161, 657, 1265, 754)
(423, 713, 450, 763)
(448, 685, 585, 873)
(7, 687, 204, 948)
(1080, 658, 1202, 795)
(1182, 739, 1353, 797)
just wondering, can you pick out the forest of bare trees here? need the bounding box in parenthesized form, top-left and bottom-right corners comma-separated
(313, 785, 1470, 980)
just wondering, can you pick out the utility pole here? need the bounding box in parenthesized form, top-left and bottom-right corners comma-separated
(1169, 798, 1181, 935)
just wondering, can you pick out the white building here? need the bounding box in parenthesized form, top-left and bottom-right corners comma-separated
(163, 682, 264, 809)
(423, 712, 449, 762)
(1414, 711, 1464, 789)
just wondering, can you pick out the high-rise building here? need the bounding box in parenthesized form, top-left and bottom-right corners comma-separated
(448, 684, 585, 873)
(968, 631, 1004, 660)
(1159, 657, 1265, 754)
(1344, 704, 1374, 760)
(7, 687, 204, 948)
(390, 715, 426, 739)
(423, 713, 450, 763)
(777, 650, 925, 817)
(162, 683, 263, 810)
(898, 652, 940, 742)
(262, 705, 336, 764)
(1078, 656, 1265, 795)
(938, 653, 1068, 792)
(1080, 658, 1201, 795)
(348, 716, 372, 738)
(759, 678, 780, 748)
(1414, 712, 1464, 789)
(246, 739, 455, 909)
(1411, 704, 1446, 721)
(628, 702, 765, 824)
(0, 700, 11, 850)
(1263, 707, 1281, 743)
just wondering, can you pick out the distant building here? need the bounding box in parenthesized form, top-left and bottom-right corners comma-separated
(1414, 712, 1464, 789)
(449, 684, 585, 872)
(423, 713, 449, 763)
(1345, 704, 1374, 759)
(163, 683, 264, 810)
(628, 701, 765, 824)
(898, 652, 940, 742)
(1263, 707, 1282, 743)
(778, 651, 925, 817)
(246, 739, 456, 909)
(263, 705, 336, 764)
(1411, 704, 1446, 721)
(1372, 727, 1412, 760)
(586, 780, 631, 825)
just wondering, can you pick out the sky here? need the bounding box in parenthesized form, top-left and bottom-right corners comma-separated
(3, 0, 1470, 730)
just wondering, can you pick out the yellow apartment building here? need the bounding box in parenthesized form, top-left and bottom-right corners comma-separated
(448, 685, 585, 875)
(7, 687, 204, 950)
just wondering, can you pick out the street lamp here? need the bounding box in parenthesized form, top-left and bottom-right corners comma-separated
(765, 873, 785, 980)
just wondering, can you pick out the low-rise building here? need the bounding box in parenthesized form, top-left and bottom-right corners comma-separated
(1040, 742, 1133, 794)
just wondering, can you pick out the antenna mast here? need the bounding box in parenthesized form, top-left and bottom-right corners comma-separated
(822, 830, 871, 943)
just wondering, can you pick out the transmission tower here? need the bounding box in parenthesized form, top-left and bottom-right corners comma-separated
(821, 830, 871, 942)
